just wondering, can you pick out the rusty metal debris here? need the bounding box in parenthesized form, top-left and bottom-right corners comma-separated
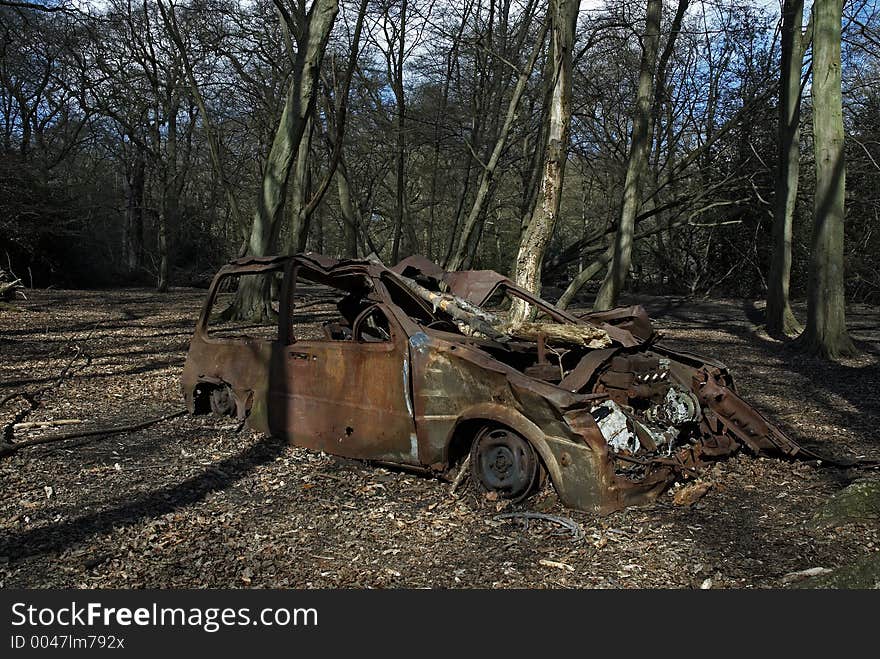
(493, 512, 585, 541)
(181, 252, 816, 514)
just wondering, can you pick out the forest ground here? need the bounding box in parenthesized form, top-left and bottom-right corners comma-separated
(0, 288, 878, 588)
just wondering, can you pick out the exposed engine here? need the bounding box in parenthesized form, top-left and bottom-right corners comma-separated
(582, 351, 705, 476)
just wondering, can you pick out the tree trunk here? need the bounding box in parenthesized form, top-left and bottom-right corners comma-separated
(157, 208, 169, 292)
(158, 101, 179, 294)
(124, 146, 145, 275)
(557, 245, 613, 309)
(509, 0, 578, 325)
(798, 0, 855, 358)
(337, 159, 360, 258)
(229, 0, 339, 320)
(447, 19, 550, 272)
(767, 0, 806, 337)
(390, 0, 409, 265)
(593, 0, 663, 311)
(288, 116, 313, 254)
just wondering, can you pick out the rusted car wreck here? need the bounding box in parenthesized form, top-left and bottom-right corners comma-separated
(182, 253, 808, 514)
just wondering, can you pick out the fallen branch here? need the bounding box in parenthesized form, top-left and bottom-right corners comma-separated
(394, 274, 507, 341)
(395, 272, 611, 347)
(1, 325, 96, 441)
(2, 392, 38, 443)
(0, 277, 22, 300)
(450, 454, 471, 495)
(13, 419, 83, 431)
(501, 320, 610, 349)
(781, 567, 832, 585)
(493, 511, 585, 541)
(0, 410, 186, 458)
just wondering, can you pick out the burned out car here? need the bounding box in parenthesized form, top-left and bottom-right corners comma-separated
(182, 252, 808, 514)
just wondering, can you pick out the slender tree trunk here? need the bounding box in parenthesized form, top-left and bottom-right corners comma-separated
(158, 102, 179, 294)
(594, 0, 663, 310)
(288, 116, 313, 254)
(390, 0, 409, 265)
(157, 208, 169, 292)
(767, 0, 806, 337)
(509, 0, 578, 325)
(649, 0, 688, 178)
(441, 157, 474, 267)
(337, 159, 360, 258)
(557, 245, 613, 309)
(229, 0, 339, 320)
(124, 146, 145, 274)
(798, 0, 855, 358)
(447, 19, 549, 272)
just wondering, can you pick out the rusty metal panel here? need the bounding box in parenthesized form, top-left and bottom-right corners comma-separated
(271, 339, 418, 464)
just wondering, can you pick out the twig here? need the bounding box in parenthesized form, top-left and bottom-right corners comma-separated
(493, 512, 585, 541)
(450, 454, 471, 495)
(0, 410, 186, 458)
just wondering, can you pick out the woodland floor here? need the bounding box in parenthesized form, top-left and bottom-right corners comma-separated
(0, 288, 878, 589)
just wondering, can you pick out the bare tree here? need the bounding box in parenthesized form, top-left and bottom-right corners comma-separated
(447, 16, 549, 272)
(798, 0, 856, 357)
(593, 0, 662, 311)
(509, 0, 578, 325)
(228, 0, 339, 319)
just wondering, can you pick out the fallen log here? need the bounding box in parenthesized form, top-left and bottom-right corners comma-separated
(500, 320, 611, 349)
(393, 274, 508, 341)
(0, 266, 24, 301)
(0, 277, 22, 301)
(395, 272, 611, 347)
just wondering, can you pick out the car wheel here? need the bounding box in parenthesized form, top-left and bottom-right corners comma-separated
(469, 426, 539, 501)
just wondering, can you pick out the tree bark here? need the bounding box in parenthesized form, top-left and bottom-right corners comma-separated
(288, 115, 313, 254)
(593, 0, 663, 311)
(767, 0, 806, 337)
(509, 0, 578, 325)
(798, 0, 855, 358)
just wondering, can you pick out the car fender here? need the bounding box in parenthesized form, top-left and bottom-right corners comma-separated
(449, 402, 566, 489)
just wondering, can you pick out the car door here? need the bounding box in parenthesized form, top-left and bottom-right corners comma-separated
(268, 268, 419, 465)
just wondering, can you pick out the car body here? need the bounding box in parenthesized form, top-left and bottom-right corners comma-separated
(181, 252, 807, 514)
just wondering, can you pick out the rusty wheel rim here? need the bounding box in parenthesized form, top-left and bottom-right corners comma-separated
(470, 427, 538, 501)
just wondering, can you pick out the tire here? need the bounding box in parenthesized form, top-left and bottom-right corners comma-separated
(469, 426, 539, 502)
